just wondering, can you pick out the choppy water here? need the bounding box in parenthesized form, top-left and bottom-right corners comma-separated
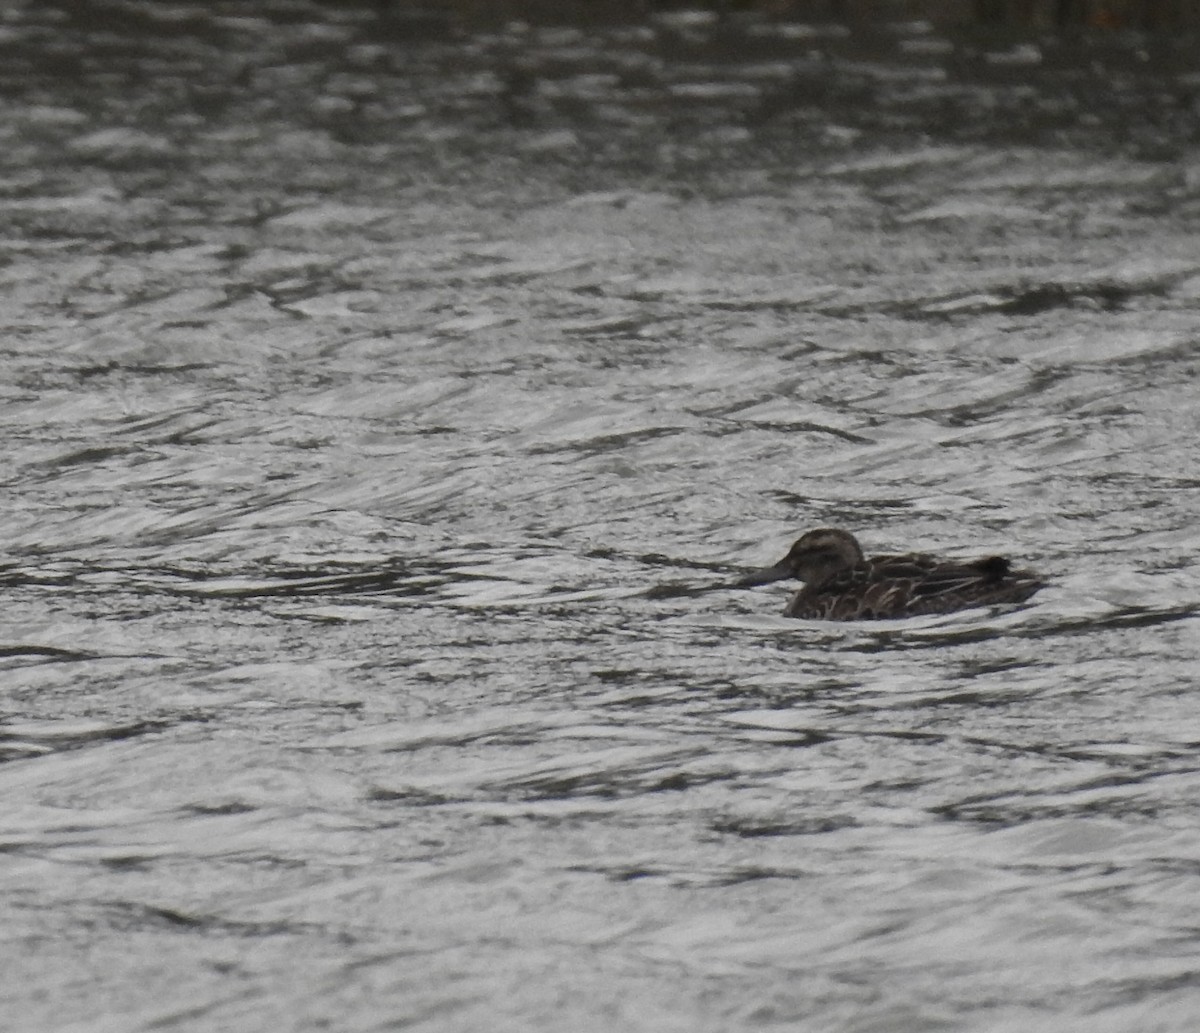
(4, 3, 1200, 1031)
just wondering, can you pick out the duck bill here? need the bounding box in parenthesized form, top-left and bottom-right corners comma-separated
(733, 560, 792, 587)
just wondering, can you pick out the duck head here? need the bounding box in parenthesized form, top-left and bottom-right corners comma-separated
(736, 528, 865, 586)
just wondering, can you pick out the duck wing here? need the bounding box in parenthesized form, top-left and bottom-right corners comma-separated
(787, 552, 1041, 619)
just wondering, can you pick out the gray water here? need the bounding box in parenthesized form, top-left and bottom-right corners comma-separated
(4, 3, 1200, 1031)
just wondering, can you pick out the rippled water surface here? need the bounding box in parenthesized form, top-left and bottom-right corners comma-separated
(4, 3, 1200, 1030)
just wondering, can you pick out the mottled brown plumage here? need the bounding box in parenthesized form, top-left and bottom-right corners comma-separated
(737, 528, 1043, 620)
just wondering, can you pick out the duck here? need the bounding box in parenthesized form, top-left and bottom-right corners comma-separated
(736, 528, 1044, 620)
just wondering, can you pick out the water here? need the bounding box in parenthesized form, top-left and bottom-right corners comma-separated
(3, 3, 1200, 1030)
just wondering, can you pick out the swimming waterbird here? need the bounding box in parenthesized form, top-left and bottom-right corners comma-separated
(737, 528, 1044, 620)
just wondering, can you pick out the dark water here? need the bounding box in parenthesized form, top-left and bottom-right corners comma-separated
(4, 3, 1200, 1030)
